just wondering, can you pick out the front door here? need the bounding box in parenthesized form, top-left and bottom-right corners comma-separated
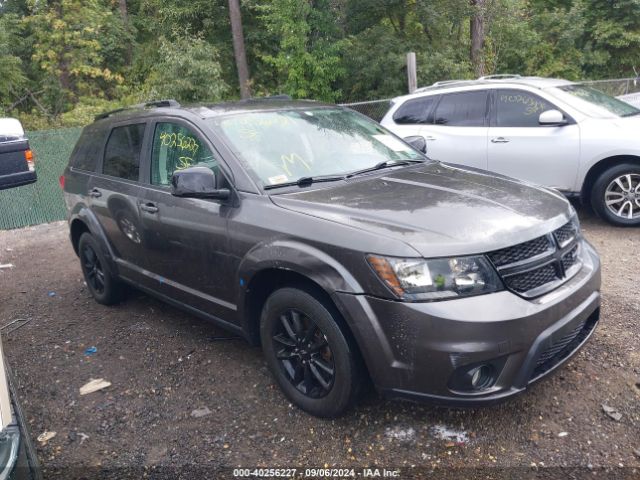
(487, 89, 580, 190)
(138, 120, 236, 321)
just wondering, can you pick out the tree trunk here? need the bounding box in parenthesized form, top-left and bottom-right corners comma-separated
(118, 0, 132, 65)
(228, 0, 251, 99)
(470, 0, 486, 77)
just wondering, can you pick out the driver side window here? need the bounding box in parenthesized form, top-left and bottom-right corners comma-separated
(496, 89, 556, 127)
(151, 122, 220, 186)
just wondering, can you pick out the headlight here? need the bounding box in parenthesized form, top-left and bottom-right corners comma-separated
(366, 254, 503, 301)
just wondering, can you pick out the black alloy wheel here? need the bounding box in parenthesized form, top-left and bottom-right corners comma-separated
(77, 232, 124, 305)
(81, 243, 105, 294)
(272, 308, 335, 398)
(260, 287, 364, 418)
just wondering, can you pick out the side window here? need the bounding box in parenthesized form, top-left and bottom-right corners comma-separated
(70, 127, 107, 172)
(393, 96, 437, 124)
(496, 89, 556, 127)
(433, 91, 488, 127)
(103, 124, 146, 181)
(151, 122, 219, 186)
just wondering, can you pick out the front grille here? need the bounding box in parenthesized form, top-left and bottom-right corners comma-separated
(554, 222, 578, 247)
(507, 264, 557, 293)
(488, 220, 582, 298)
(487, 236, 552, 267)
(562, 244, 580, 272)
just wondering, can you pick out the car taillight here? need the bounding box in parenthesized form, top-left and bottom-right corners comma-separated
(25, 149, 35, 172)
(59, 175, 65, 189)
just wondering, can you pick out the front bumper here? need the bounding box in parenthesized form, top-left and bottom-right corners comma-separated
(334, 240, 601, 405)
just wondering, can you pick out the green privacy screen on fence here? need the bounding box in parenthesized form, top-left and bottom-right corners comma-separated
(0, 127, 82, 230)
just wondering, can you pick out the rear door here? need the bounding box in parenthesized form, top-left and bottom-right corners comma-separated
(137, 119, 235, 320)
(422, 90, 489, 170)
(91, 121, 151, 285)
(487, 88, 580, 190)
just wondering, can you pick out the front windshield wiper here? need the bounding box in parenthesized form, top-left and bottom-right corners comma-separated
(622, 111, 640, 117)
(345, 159, 425, 179)
(263, 174, 345, 190)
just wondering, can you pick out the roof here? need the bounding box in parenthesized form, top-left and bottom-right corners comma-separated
(403, 75, 575, 99)
(93, 97, 338, 124)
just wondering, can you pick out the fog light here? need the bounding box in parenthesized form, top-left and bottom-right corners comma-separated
(469, 365, 494, 390)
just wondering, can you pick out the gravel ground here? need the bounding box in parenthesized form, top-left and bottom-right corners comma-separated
(0, 206, 639, 479)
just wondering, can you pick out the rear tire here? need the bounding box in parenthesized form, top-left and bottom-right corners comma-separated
(591, 163, 640, 227)
(78, 232, 124, 305)
(260, 287, 364, 418)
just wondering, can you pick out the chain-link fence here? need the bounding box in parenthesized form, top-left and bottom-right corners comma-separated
(0, 127, 81, 230)
(581, 78, 640, 97)
(339, 99, 394, 122)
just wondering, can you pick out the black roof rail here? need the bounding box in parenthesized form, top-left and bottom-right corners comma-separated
(94, 99, 181, 121)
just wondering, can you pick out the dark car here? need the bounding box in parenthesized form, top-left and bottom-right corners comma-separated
(0, 118, 36, 191)
(61, 99, 601, 417)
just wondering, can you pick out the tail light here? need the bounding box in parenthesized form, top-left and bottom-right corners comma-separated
(25, 149, 35, 172)
(59, 175, 65, 189)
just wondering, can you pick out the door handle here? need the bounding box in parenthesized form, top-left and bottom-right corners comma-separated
(491, 137, 510, 143)
(140, 203, 159, 214)
(425, 136, 437, 141)
(89, 188, 102, 198)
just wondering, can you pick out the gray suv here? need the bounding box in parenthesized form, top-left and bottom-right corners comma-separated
(62, 99, 601, 417)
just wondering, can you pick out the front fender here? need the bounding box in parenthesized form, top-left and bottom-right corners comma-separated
(238, 239, 363, 294)
(235, 239, 364, 324)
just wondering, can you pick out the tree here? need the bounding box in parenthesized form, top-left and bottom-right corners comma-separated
(257, 0, 345, 101)
(143, 35, 229, 102)
(470, 0, 487, 77)
(228, 0, 251, 98)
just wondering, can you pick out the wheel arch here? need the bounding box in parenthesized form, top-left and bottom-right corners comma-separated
(68, 207, 118, 273)
(581, 155, 640, 205)
(241, 267, 373, 388)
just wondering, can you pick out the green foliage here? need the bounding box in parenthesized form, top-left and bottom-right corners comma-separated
(1, 0, 640, 127)
(0, 14, 27, 103)
(142, 35, 229, 103)
(257, 0, 345, 101)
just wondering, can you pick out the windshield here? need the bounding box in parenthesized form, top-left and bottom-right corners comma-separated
(208, 108, 425, 187)
(550, 85, 640, 118)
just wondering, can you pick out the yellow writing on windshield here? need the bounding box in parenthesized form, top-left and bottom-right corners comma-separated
(281, 153, 310, 176)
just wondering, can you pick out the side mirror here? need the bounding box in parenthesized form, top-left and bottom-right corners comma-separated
(403, 135, 427, 154)
(538, 109, 567, 126)
(171, 166, 230, 200)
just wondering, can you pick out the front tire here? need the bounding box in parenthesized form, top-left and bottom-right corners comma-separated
(78, 232, 124, 305)
(260, 288, 364, 418)
(591, 163, 640, 226)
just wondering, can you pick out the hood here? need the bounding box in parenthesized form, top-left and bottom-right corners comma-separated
(270, 162, 573, 257)
(611, 115, 640, 130)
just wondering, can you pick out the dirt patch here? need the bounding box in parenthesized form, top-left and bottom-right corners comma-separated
(0, 209, 639, 479)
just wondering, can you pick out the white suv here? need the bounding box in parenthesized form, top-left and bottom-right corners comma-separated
(380, 75, 640, 226)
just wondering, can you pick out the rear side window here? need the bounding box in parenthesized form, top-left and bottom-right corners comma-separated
(69, 127, 107, 172)
(496, 89, 556, 127)
(102, 123, 146, 181)
(393, 96, 437, 124)
(150, 122, 219, 186)
(434, 91, 488, 127)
